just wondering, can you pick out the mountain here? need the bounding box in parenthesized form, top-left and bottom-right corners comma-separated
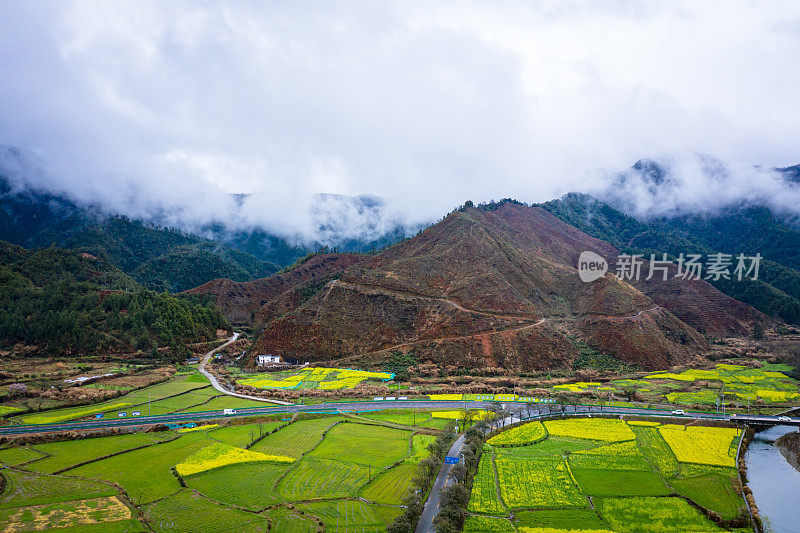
(0, 241, 229, 355)
(542, 188, 800, 325)
(0, 176, 279, 291)
(192, 200, 761, 371)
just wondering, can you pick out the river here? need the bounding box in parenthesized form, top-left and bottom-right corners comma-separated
(745, 425, 800, 533)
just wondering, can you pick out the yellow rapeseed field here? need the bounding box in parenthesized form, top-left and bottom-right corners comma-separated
(658, 425, 740, 467)
(544, 418, 636, 442)
(487, 422, 546, 446)
(176, 442, 294, 476)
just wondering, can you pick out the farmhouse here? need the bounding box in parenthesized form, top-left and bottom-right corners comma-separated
(257, 354, 282, 366)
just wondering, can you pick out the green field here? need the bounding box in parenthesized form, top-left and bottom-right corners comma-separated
(26, 432, 171, 474)
(467, 418, 746, 531)
(185, 462, 288, 510)
(249, 416, 344, 458)
(16, 376, 211, 424)
(208, 421, 286, 448)
(0, 446, 46, 466)
(0, 414, 439, 531)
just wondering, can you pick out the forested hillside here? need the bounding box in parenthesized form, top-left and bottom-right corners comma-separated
(0, 241, 229, 355)
(0, 176, 279, 291)
(542, 193, 800, 324)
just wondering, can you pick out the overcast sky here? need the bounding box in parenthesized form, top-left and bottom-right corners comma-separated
(1, 1, 799, 242)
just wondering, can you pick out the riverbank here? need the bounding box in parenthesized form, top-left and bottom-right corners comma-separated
(775, 430, 800, 473)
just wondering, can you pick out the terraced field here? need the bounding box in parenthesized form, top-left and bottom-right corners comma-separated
(0, 411, 435, 532)
(467, 418, 747, 531)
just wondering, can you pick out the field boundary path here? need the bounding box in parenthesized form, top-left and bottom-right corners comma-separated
(199, 332, 293, 406)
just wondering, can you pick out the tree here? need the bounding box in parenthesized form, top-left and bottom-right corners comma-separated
(752, 321, 764, 340)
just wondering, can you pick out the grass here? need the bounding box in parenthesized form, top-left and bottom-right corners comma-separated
(494, 455, 587, 509)
(463, 515, 515, 532)
(277, 456, 370, 500)
(467, 454, 505, 515)
(16, 377, 210, 424)
(595, 496, 724, 532)
(265, 507, 317, 532)
(659, 425, 740, 467)
(513, 509, 612, 531)
(0, 446, 45, 466)
(176, 442, 293, 476)
(358, 410, 432, 426)
(208, 421, 285, 448)
(487, 421, 546, 446)
(360, 461, 417, 505)
(0, 468, 116, 508)
(26, 432, 170, 474)
(670, 473, 746, 521)
(544, 418, 636, 442)
(296, 499, 402, 532)
(570, 468, 672, 496)
(630, 425, 680, 477)
(143, 489, 269, 532)
(308, 422, 410, 468)
(69, 431, 210, 505)
(186, 462, 289, 510)
(249, 417, 344, 458)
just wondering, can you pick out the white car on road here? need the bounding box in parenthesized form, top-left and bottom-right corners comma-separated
(671, 410, 685, 416)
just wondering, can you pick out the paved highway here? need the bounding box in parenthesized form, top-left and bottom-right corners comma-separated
(1, 399, 797, 436)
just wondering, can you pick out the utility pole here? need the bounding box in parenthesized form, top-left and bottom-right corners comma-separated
(721, 383, 725, 419)
(148, 392, 151, 416)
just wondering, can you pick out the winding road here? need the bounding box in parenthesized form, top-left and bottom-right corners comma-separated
(198, 332, 293, 406)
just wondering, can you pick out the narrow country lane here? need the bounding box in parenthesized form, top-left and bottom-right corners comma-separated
(198, 332, 293, 406)
(416, 433, 468, 533)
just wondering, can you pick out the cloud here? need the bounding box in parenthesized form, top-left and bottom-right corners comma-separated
(1, 1, 799, 243)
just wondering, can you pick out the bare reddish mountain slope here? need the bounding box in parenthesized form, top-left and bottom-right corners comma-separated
(190, 202, 760, 370)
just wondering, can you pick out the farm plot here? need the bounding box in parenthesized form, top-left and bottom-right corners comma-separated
(186, 462, 289, 510)
(358, 410, 432, 426)
(265, 507, 317, 532)
(360, 433, 434, 505)
(181, 395, 273, 413)
(0, 446, 45, 466)
(239, 366, 393, 390)
(494, 454, 587, 509)
(16, 377, 210, 424)
(249, 417, 344, 458)
(495, 436, 598, 458)
(669, 473, 746, 521)
(467, 454, 505, 515)
(208, 421, 286, 448)
(0, 468, 116, 508)
(144, 489, 268, 532)
(659, 425, 740, 467)
(69, 431, 210, 504)
(513, 509, 612, 531)
(0, 496, 143, 532)
(630, 424, 679, 477)
(359, 461, 417, 505)
(568, 440, 653, 471)
(487, 421, 546, 446)
(463, 515, 514, 532)
(596, 496, 724, 532)
(544, 418, 635, 442)
(26, 432, 170, 474)
(308, 422, 410, 468)
(277, 457, 370, 500)
(176, 442, 293, 476)
(570, 468, 671, 497)
(297, 499, 401, 533)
